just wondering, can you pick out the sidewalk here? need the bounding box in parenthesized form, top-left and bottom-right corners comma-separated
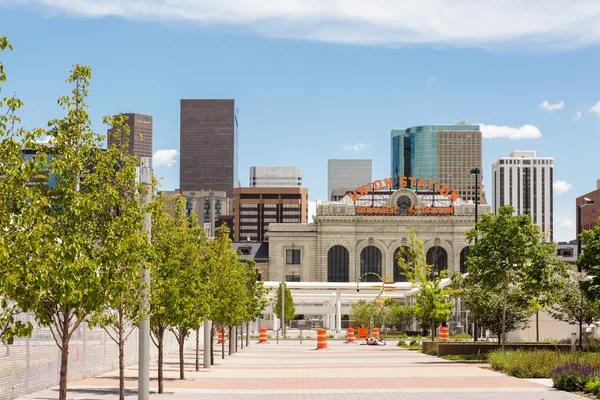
(18, 339, 583, 399)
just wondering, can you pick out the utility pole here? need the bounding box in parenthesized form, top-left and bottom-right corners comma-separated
(281, 282, 286, 337)
(138, 157, 152, 400)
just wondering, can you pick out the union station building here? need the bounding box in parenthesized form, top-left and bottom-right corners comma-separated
(267, 178, 490, 283)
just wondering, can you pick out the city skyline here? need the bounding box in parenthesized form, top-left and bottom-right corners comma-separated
(3, 3, 600, 242)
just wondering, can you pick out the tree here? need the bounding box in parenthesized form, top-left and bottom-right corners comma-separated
(466, 284, 533, 340)
(273, 283, 296, 327)
(0, 61, 147, 400)
(549, 274, 600, 350)
(397, 230, 455, 341)
(89, 114, 150, 400)
(465, 205, 542, 349)
(350, 300, 377, 330)
(0, 37, 34, 345)
(521, 242, 570, 342)
(579, 222, 600, 296)
(242, 259, 267, 346)
(383, 299, 414, 332)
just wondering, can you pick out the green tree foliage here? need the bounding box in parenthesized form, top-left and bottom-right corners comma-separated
(579, 222, 600, 294)
(273, 283, 296, 326)
(466, 284, 533, 340)
(350, 300, 380, 330)
(548, 274, 600, 350)
(397, 230, 455, 340)
(465, 205, 543, 348)
(383, 299, 415, 332)
(242, 259, 267, 341)
(0, 59, 147, 400)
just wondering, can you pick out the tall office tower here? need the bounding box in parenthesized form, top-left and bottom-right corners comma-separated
(492, 150, 554, 241)
(250, 166, 302, 187)
(391, 123, 482, 204)
(327, 159, 372, 201)
(233, 187, 309, 242)
(180, 99, 238, 198)
(576, 179, 600, 233)
(107, 113, 153, 158)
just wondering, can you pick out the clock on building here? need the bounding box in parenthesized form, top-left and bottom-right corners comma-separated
(396, 195, 412, 214)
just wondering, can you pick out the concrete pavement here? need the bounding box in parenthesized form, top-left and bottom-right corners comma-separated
(18, 339, 583, 399)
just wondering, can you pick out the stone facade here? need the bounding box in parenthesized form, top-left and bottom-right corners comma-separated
(268, 188, 490, 282)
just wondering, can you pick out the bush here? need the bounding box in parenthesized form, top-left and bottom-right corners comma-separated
(409, 339, 419, 346)
(450, 333, 472, 340)
(584, 377, 600, 395)
(488, 350, 600, 379)
(551, 363, 600, 392)
(425, 345, 438, 356)
(441, 354, 487, 361)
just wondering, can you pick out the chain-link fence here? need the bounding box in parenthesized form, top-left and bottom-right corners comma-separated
(0, 313, 198, 400)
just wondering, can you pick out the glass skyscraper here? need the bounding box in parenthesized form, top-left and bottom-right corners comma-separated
(391, 124, 482, 203)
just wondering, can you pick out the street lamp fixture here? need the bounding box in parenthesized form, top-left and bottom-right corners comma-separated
(577, 197, 595, 272)
(469, 168, 480, 243)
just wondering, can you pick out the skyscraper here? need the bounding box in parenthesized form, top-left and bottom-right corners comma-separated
(575, 179, 600, 233)
(390, 123, 482, 203)
(250, 166, 302, 187)
(492, 150, 553, 241)
(180, 99, 238, 198)
(327, 159, 372, 201)
(107, 113, 152, 158)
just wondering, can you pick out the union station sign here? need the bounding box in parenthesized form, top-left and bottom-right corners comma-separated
(350, 176, 460, 216)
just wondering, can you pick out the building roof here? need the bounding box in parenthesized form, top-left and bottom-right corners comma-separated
(231, 241, 269, 262)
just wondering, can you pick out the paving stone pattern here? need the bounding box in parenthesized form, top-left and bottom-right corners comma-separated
(18, 340, 584, 400)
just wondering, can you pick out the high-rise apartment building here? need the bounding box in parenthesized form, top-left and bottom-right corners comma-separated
(390, 123, 482, 203)
(327, 159, 372, 201)
(250, 166, 302, 187)
(576, 179, 600, 233)
(180, 99, 238, 198)
(107, 113, 153, 158)
(492, 150, 554, 241)
(233, 187, 309, 242)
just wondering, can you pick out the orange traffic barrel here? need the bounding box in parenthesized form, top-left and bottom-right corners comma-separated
(317, 329, 327, 349)
(347, 328, 355, 344)
(439, 326, 449, 342)
(372, 327, 380, 338)
(217, 329, 227, 344)
(258, 327, 268, 343)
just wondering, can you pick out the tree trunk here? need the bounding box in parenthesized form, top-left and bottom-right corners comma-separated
(157, 330, 164, 394)
(240, 325, 243, 350)
(178, 330, 185, 380)
(501, 287, 507, 350)
(228, 326, 233, 355)
(59, 336, 69, 400)
(473, 324, 478, 342)
(535, 311, 540, 343)
(431, 319, 435, 341)
(579, 322, 584, 351)
(195, 326, 200, 372)
(118, 310, 125, 400)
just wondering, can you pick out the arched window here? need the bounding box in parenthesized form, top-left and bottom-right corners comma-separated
(393, 247, 411, 282)
(460, 247, 470, 274)
(426, 246, 448, 277)
(327, 246, 349, 282)
(360, 246, 382, 282)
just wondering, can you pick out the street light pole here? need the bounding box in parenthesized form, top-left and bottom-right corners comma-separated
(470, 168, 480, 243)
(138, 157, 152, 400)
(577, 197, 595, 272)
(281, 282, 286, 337)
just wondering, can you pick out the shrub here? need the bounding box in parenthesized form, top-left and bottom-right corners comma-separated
(441, 354, 487, 361)
(551, 363, 600, 392)
(425, 345, 438, 356)
(489, 350, 600, 379)
(584, 377, 600, 395)
(409, 339, 419, 346)
(327, 334, 335, 339)
(450, 333, 472, 340)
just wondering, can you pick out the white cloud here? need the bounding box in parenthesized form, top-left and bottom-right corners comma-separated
(36, 136, 53, 144)
(343, 143, 369, 151)
(479, 123, 542, 140)
(8, 1, 600, 49)
(591, 101, 600, 116)
(427, 77, 436, 86)
(538, 100, 565, 111)
(152, 149, 178, 167)
(574, 111, 582, 121)
(553, 180, 573, 194)
(559, 219, 574, 229)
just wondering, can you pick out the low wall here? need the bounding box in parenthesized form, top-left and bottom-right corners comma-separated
(436, 342, 572, 356)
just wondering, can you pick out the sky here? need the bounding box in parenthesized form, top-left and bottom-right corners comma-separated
(1, 0, 600, 242)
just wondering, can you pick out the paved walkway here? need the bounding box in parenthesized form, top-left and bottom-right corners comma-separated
(19, 339, 583, 399)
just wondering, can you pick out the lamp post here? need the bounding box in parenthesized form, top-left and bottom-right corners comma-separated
(577, 197, 595, 272)
(469, 168, 480, 243)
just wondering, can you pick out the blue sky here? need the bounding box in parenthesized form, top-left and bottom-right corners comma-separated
(2, 0, 600, 242)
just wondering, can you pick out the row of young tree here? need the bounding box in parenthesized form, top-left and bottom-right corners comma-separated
(0, 38, 267, 400)
(350, 206, 600, 348)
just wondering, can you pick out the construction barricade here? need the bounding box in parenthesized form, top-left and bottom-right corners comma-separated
(439, 326, 449, 342)
(372, 327, 380, 338)
(218, 329, 227, 344)
(258, 327, 268, 343)
(347, 328, 355, 344)
(317, 329, 328, 349)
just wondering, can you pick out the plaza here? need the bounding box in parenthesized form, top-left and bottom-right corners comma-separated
(18, 339, 583, 400)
